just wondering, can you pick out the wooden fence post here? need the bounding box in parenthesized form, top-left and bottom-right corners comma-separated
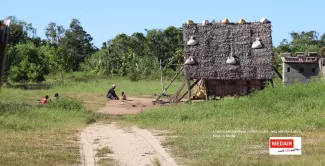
(187, 79, 191, 101)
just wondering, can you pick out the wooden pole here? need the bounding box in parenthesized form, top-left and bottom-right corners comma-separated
(270, 79, 274, 88)
(177, 79, 200, 102)
(0, 25, 10, 91)
(155, 67, 184, 102)
(187, 79, 191, 101)
(164, 67, 183, 92)
(203, 79, 208, 101)
(273, 66, 282, 80)
(170, 80, 186, 102)
(160, 59, 165, 93)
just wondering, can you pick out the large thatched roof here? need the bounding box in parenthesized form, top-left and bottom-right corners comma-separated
(183, 21, 274, 80)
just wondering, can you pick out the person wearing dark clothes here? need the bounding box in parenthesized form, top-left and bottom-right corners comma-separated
(54, 93, 59, 101)
(107, 84, 119, 100)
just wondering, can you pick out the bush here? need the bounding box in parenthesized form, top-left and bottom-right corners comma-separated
(128, 68, 141, 82)
(6, 42, 49, 83)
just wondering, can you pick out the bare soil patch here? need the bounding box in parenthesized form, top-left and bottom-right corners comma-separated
(79, 122, 178, 166)
(95, 97, 165, 115)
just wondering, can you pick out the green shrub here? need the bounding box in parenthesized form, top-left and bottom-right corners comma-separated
(6, 42, 49, 83)
(128, 69, 141, 82)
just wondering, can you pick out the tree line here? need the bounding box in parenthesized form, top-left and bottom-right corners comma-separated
(3, 17, 184, 82)
(5, 17, 97, 82)
(2, 16, 325, 82)
(274, 31, 325, 68)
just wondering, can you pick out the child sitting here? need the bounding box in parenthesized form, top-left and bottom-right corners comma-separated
(121, 92, 127, 100)
(41, 95, 49, 104)
(54, 93, 59, 101)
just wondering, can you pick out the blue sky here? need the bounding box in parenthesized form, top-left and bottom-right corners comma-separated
(3, 0, 324, 48)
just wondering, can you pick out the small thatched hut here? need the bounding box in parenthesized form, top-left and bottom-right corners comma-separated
(0, 19, 11, 88)
(183, 20, 274, 97)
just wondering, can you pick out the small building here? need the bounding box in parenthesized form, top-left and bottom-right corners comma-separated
(182, 19, 274, 98)
(281, 52, 321, 85)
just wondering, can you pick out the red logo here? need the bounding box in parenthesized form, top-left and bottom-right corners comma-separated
(270, 139, 294, 148)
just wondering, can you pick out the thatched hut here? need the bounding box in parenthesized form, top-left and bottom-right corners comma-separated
(0, 19, 11, 88)
(183, 20, 274, 97)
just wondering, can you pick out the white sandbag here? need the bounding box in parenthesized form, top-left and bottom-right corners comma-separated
(185, 56, 197, 65)
(252, 38, 263, 49)
(4, 19, 11, 26)
(202, 20, 209, 25)
(260, 18, 269, 23)
(238, 18, 246, 24)
(187, 36, 198, 46)
(221, 18, 229, 24)
(226, 56, 236, 65)
(186, 20, 194, 25)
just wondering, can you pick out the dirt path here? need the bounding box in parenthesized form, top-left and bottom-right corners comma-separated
(79, 97, 178, 166)
(95, 97, 160, 115)
(79, 122, 177, 166)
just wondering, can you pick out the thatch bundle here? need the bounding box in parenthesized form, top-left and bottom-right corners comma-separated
(183, 22, 274, 80)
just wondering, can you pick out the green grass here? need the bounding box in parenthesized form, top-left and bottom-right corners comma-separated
(125, 80, 325, 166)
(5, 74, 324, 165)
(3, 75, 184, 111)
(152, 157, 161, 166)
(95, 146, 118, 166)
(0, 98, 102, 165)
(97, 157, 118, 166)
(0, 75, 182, 166)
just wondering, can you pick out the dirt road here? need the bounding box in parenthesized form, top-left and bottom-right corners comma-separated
(79, 122, 177, 166)
(79, 97, 177, 166)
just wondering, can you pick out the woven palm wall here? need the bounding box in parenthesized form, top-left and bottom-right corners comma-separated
(183, 22, 274, 80)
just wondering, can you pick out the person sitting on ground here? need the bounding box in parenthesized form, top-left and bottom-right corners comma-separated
(41, 95, 49, 104)
(106, 84, 119, 100)
(121, 92, 127, 100)
(54, 93, 59, 101)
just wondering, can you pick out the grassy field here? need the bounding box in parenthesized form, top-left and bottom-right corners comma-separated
(0, 75, 182, 166)
(2, 74, 325, 166)
(0, 98, 99, 165)
(4, 74, 184, 111)
(125, 80, 325, 166)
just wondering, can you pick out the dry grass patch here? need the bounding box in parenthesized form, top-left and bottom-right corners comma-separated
(152, 157, 161, 166)
(96, 146, 113, 157)
(97, 157, 118, 166)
